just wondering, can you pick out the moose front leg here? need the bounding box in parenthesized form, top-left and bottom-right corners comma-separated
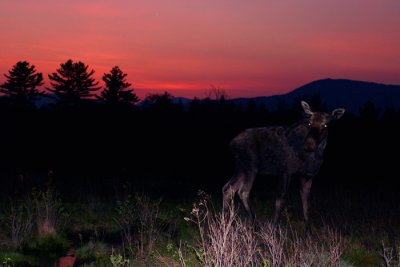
(237, 169, 257, 222)
(273, 173, 290, 224)
(300, 177, 313, 237)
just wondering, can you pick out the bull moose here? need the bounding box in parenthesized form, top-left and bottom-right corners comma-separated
(222, 101, 345, 235)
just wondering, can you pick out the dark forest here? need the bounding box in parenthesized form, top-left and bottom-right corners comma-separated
(1, 60, 400, 266)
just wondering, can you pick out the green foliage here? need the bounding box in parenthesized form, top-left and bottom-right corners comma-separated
(0, 251, 38, 266)
(114, 193, 164, 258)
(342, 243, 381, 267)
(193, 246, 205, 264)
(110, 249, 130, 267)
(1, 192, 398, 266)
(165, 242, 181, 262)
(1, 256, 13, 267)
(64, 198, 117, 243)
(27, 233, 70, 258)
(32, 186, 69, 238)
(175, 241, 198, 267)
(76, 241, 109, 262)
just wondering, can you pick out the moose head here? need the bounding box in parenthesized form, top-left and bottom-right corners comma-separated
(223, 101, 345, 236)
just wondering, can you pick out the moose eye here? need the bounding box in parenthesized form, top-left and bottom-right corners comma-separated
(323, 124, 327, 128)
(308, 122, 311, 126)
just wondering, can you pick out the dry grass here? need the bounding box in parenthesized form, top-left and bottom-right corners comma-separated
(5, 198, 33, 250)
(184, 191, 260, 266)
(32, 185, 65, 238)
(183, 191, 348, 267)
(381, 241, 400, 267)
(258, 222, 345, 267)
(114, 193, 165, 258)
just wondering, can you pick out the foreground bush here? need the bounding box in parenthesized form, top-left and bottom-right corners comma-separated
(3, 198, 33, 251)
(183, 191, 351, 267)
(26, 233, 70, 258)
(184, 191, 259, 266)
(114, 193, 168, 260)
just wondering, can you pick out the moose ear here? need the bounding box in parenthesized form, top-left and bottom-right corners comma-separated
(301, 101, 313, 116)
(331, 108, 345, 120)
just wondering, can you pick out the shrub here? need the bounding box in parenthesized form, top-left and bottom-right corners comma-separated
(27, 233, 70, 258)
(184, 191, 260, 266)
(3, 198, 34, 250)
(258, 222, 347, 266)
(32, 185, 68, 238)
(114, 193, 164, 258)
(76, 241, 109, 262)
(110, 248, 130, 267)
(0, 251, 38, 267)
(183, 191, 350, 267)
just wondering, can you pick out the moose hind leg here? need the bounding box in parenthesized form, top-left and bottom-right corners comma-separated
(300, 177, 313, 236)
(222, 172, 244, 213)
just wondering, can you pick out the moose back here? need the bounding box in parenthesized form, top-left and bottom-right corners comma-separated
(222, 101, 345, 235)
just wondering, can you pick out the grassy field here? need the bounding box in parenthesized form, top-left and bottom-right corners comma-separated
(1, 180, 400, 267)
(1, 80, 400, 266)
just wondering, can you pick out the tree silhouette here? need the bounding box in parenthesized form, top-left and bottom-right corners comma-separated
(144, 91, 182, 114)
(145, 91, 172, 102)
(100, 66, 139, 105)
(0, 61, 44, 106)
(205, 85, 228, 101)
(359, 100, 379, 123)
(47, 59, 100, 104)
(145, 91, 174, 107)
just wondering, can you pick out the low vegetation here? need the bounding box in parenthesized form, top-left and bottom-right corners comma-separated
(1, 59, 400, 266)
(1, 184, 400, 267)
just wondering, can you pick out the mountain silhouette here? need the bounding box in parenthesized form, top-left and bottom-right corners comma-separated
(11, 78, 400, 113)
(231, 78, 400, 114)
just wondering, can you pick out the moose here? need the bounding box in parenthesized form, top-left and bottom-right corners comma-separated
(222, 101, 345, 235)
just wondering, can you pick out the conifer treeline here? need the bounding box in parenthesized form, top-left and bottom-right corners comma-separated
(0, 60, 140, 107)
(1, 60, 400, 199)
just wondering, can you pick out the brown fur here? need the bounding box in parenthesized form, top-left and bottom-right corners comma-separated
(222, 101, 345, 235)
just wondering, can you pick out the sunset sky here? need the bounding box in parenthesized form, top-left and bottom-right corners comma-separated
(1, 0, 399, 98)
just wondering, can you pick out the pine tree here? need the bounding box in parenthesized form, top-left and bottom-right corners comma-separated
(47, 59, 100, 103)
(0, 61, 44, 106)
(100, 66, 139, 105)
(145, 91, 173, 106)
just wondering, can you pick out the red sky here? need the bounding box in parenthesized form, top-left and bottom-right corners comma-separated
(1, 0, 400, 99)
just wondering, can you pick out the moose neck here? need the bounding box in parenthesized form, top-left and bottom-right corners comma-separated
(304, 128, 327, 152)
(285, 119, 327, 152)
